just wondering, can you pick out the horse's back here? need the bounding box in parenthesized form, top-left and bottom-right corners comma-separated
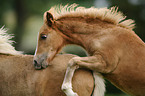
(0, 55, 34, 96)
(0, 54, 94, 96)
(41, 54, 94, 96)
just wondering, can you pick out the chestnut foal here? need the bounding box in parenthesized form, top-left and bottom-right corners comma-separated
(34, 4, 145, 96)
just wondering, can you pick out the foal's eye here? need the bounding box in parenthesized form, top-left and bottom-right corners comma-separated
(41, 34, 47, 40)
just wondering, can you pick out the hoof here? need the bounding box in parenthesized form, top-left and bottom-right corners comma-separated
(71, 92, 79, 96)
(61, 84, 78, 96)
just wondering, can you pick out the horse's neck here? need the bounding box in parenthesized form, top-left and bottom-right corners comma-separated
(55, 17, 116, 54)
(56, 17, 114, 34)
(56, 17, 145, 53)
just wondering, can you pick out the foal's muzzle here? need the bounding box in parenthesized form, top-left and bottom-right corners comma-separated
(33, 53, 49, 69)
(33, 59, 49, 69)
(33, 60, 42, 69)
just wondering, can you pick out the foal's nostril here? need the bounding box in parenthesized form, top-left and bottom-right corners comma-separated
(34, 60, 38, 66)
(33, 60, 42, 69)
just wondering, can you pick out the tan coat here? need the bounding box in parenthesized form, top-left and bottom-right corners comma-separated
(0, 54, 94, 96)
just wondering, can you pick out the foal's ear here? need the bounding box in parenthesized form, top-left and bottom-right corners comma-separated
(44, 12, 54, 27)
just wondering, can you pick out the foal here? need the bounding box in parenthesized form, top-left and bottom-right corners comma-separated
(34, 4, 145, 96)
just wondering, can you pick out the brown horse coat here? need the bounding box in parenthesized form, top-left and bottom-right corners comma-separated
(0, 54, 94, 96)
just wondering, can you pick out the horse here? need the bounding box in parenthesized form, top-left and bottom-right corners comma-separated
(33, 4, 145, 96)
(0, 27, 94, 96)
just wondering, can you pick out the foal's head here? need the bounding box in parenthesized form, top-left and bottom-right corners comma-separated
(33, 12, 65, 69)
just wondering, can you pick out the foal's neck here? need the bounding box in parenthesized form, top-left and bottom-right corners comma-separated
(55, 17, 121, 55)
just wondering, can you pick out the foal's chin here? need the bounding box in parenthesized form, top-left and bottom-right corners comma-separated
(41, 60, 51, 69)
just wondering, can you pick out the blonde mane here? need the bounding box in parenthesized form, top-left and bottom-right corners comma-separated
(49, 4, 135, 29)
(0, 26, 22, 55)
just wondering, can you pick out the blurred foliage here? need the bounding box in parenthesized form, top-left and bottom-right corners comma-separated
(0, 0, 145, 95)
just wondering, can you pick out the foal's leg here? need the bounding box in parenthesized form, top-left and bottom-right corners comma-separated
(62, 55, 115, 96)
(61, 57, 79, 96)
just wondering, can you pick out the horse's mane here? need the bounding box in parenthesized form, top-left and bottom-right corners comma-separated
(49, 4, 135, 30)
(0, 26, 22, 55)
